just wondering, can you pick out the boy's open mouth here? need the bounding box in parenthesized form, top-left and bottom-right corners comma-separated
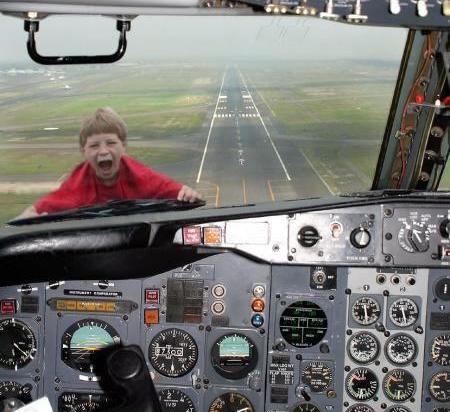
(98, 159, 113, 171)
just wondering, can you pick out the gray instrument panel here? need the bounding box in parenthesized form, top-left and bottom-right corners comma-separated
(0, 203, 449, 411)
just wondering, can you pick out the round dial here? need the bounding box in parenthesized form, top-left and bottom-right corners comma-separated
(279, 301, 327, 348)
(351, 297, 381, 326)
(293, 403, 321, 412)
(387, 407, 412, 412)
(383, 369, 416, 402)
(211, 333, 257, 380)
(149, 328, 197, 378)
(431, 334, 450, 366)
(61, 319, 120, 373)
(348, 332, 380, 364)
(429, 371, 450, 402)
(389, 298, 419, 327)
(0, 319, 37, 370)
(385, 333, 417, 365)
(0, 381, 32, 409)
(345, 367, 378, 401)
(158, 389, 195, 412)
(346, 405, 374, 412)
(350, 228, 371, 248)
(435, 278, 450, 301)
(398, 221, 430, 253)
(301, 362, 332, 392)
(208, 392, 254, 412)
(58, 392, 121, 412)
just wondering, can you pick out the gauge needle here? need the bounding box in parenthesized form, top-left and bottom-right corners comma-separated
(237, 408, 251, 412)
(13, 343, 28, 357)
(413, 229, 421, 242)
(401, 307, 407, 323)
(364, 304, 368, 321)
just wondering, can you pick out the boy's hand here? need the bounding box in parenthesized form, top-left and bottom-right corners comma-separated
(177, 185, 202, 203)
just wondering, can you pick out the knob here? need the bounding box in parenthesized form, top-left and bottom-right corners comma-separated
(298, 226, 321, 247)
(440, 219, 450, 238)
(350, 227, 371, 248)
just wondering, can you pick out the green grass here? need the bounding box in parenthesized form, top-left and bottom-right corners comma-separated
(299, 141, 379, 194)
(0, 147, 190, 177)
(0, 193, 45, 225)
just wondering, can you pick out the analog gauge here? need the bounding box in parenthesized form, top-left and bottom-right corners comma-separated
(351, 297, 381, 326)
(0, 381, 32, 410)
(301, 362, 332, 392)
(293, 403, 321, 412)
(149, 328, 197, 378)
(398, 221, 430, 253)
(348, 332, 380, 364)
(389, 298, 419, 328)
(383, 369, 416, 402)
(345, 367, 378, 401)
(58, 392, 122, 412)
(211, 333, 257, 380)
(61, 319, 120, 374)
(431, 334, 450, 366)
(158, 389, 195, 412)
(429, 371, 450, 402)
(0, 319, 37, 370)
(346, 405, 375, 412)
(208, 392, 254, 412)
(385, 333, 417, 365)
(279, 301, 327, 348)
(432, 409, 449, 412)
(387, 407, 412, 412)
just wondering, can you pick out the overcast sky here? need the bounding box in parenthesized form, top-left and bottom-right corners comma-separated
(0, 13, 407, 65)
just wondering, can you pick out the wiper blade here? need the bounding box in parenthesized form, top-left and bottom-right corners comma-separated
(8, 198, 206, 226)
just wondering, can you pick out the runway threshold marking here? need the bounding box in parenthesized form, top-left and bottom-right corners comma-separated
(237, 69, 292, 182)
(196, 68, 227, 183)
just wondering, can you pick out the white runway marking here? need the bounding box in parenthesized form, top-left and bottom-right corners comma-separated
(237, 69, 292, 181)
(196, 69, 227, 183)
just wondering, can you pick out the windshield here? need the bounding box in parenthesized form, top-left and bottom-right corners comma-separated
(0, 15, 407, 224)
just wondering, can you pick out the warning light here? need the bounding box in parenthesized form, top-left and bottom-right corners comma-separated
(144, 309, 159, 325)
(0, 300, 16, 315)
(183, 226, 202, 245)
(251, 298, 265, 312)
(415, 94, 425, 104)
(203, 227, 222, 245)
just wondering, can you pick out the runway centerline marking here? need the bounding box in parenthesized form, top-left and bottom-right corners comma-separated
(267, 180, 275, 201)
(237, 69, 292, 181)
(196, 68, 227, 183)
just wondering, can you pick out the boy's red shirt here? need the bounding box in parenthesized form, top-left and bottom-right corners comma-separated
(35, 155, 183, 214)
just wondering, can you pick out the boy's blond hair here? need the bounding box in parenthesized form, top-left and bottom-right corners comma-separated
(79, 107, 127, 147)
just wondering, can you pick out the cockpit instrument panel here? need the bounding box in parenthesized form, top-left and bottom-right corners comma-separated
(0, 201, 450, 411)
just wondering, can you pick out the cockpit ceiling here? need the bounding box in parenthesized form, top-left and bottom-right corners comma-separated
(0, 0, 449, 29)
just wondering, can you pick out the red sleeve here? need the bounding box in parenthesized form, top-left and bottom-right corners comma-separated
(120, 156, 183, 200)
(34, 162, 95, 213)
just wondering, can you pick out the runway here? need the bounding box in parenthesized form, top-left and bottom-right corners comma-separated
(193, 66, 331, 207)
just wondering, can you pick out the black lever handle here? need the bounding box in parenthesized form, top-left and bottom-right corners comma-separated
(104, 345, 163, 412)
(24, 19, 131, 65)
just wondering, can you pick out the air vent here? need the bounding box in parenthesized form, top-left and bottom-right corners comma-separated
(297, 226, 321, 247)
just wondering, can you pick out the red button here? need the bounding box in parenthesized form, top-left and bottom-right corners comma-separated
(145, 289, 159, 304)
(1, 300, 16, 315)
